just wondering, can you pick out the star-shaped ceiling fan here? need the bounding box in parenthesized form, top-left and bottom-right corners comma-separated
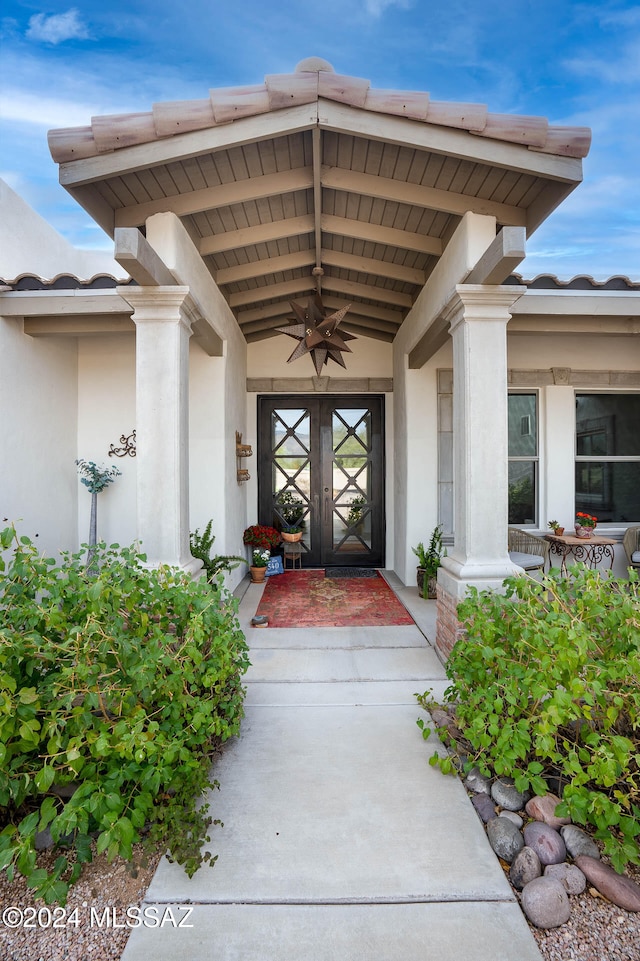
(275, 294, 357, 376)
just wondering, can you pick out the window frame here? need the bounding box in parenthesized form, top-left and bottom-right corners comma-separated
(508, 390, 539, 528)
(574, 390, 640, 527)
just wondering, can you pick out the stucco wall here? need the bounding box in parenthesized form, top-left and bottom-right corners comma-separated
(0, 179, 125, 281)
(246, 331, 392, 378)
(0, 317, 78, 553)
(77, 334, 136, 549)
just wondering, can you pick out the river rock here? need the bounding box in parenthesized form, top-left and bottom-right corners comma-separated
(523, 821, 566, 865)
(487, 816, 524, 862)
(521, 877, 571, 928)
(525, 794, 570, 830)
(464, 767, 492, 795)
(472, 793, 497, 822)
(35, 827, 54, 851)
(499, 810, 524, 828)
(510, 846, 542, 890)
(574, 855, 640, 911)
(544, 862, 587, 895)
(491, 776, 530, 811)
(560, 824, 600, 860)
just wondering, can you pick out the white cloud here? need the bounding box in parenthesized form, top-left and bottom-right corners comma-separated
(26, 9, 89, 45)
(0, 90, 98, 129)
(364, 0, 412, 17)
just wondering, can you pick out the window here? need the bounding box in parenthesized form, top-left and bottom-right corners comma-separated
(508, 393, 538, 525)
(575, 393, 640, 523)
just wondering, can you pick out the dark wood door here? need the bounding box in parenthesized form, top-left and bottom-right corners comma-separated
(258, 396, 385, 567)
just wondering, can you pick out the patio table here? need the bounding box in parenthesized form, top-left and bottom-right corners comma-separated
(545, 533, 616, 576)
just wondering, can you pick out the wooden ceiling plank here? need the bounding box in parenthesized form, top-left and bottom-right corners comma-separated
(229, 276, 316, 307)
(238, 301, 295, 323)
(321, 213, 442, 255)
(321, 275, 412, 307)
(312, 127, 323, 270)
(322, 295, 403, 324)
(322, 167, 527, 226)
(115, 167, 314, 228)
(321, 247, 425, 285)
(341, 322, 394, 342)
(216, 250, 315, 285)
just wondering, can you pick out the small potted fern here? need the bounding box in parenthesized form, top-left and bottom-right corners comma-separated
(412, 525, 445, 599)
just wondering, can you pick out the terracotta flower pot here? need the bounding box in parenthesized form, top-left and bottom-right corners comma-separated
(250, 566, 267, 583)
(281, 531, 302, 543)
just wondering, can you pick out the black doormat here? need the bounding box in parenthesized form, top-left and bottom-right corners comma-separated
(325, 568, 379, 578)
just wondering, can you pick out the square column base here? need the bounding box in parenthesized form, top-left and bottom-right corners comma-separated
(435, 566, 514, 662)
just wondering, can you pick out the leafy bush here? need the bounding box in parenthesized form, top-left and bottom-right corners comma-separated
(419, 566, 640, 872)
(0, 525, 250, 903)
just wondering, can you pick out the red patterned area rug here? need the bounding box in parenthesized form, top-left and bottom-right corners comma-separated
(254, 570, 414, 628)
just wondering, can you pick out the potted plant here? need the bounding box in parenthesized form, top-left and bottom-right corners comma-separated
(275, 491, 305, 542)
(347, 494, 367, 531)
(548, 520, 565, 536)
(243, 525, 281, 550)
(575, 512, 597, 538)
(249, 547, 271, 583)
(412, 525, 445, 599)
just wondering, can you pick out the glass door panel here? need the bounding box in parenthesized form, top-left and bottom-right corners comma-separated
(258, 396, 384, 568)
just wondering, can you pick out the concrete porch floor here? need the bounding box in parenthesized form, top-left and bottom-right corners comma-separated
(122, 571, 542, 961)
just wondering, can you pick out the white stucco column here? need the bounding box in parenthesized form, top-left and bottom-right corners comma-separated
(118, 286, 201, 573)
(436, 284, 525, 656)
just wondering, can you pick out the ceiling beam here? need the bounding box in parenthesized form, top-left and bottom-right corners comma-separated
(509, 316, 640, 335)
(199, 214, 314, 255)
(341, 321, 394, 343)
(320, 248, 425, 285)
(237, 301, 297, 324)
(408, 227, 527, 369)
(322, 167, 527, 226)
(0, 289, 132, 317)
(312, 127, 323, 274)
(321, 213, 442, 256)
(215, 250, 315, 286)
(114, 227, 176, 285)
(114, 167, 314, 228)
(229, 276, 315, 308)
(321, 274, 413, 307)
(465, 226, 526, 285)
(322, 295, 403, 324)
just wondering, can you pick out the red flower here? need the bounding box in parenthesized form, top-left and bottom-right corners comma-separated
(243, 525, 281, 549)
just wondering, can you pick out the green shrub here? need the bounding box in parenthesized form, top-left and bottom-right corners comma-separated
(418, 566, 640, 872)
(0, 525, 250, 903)
(190, 520, 247, 581)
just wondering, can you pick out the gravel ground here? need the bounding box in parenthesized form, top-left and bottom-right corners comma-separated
(0, 841, 638, 959)
(0, 845, 160, 961)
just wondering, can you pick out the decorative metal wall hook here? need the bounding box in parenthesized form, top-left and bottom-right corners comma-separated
(108, 430, 136, 458)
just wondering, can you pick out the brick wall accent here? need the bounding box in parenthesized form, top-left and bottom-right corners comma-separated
(435, 583, 467, 661)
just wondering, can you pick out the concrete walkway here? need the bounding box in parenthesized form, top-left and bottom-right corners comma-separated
(123, 573, 542, 961)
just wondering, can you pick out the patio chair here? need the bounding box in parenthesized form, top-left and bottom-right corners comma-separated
(623, 526, 640, 571)
(508, 528, 550, 572)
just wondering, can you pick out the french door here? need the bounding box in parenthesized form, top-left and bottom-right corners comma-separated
(258, 396, 385, 567)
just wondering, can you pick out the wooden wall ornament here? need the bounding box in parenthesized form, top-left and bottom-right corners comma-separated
(276, 294, 356, 376)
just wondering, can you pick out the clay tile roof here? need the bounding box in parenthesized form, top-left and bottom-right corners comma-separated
(507, 273, 640, 291)
(48, 61, 591, 164)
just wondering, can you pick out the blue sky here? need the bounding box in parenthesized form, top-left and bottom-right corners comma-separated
(1, 0, 639, 279)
